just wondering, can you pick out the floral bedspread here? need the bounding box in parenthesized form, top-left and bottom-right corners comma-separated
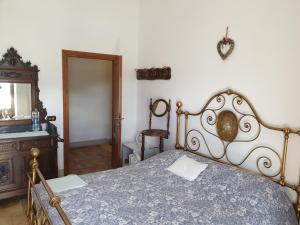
(35, 150, 297, 225)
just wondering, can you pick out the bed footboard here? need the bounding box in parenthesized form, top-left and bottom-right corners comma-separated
(27, 148, 72, 225)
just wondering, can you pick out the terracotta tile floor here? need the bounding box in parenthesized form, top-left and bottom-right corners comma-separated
(69, 143, 112, 175)
(0, 196, 28, 225)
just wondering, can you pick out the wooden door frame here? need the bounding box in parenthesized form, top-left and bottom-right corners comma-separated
(62, 49, 122, 175)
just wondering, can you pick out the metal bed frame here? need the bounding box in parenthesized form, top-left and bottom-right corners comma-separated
(27, 89, 300, 224)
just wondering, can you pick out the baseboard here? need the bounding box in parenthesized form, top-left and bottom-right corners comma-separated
(69, 139, 112, 148)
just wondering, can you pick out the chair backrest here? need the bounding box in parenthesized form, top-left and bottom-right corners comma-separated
(148, 98, 171, 132)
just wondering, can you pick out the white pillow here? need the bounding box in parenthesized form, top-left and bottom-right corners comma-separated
(166, 155, 208, 181)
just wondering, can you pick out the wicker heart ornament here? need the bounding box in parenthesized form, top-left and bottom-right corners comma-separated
(217, 38, 235, 60)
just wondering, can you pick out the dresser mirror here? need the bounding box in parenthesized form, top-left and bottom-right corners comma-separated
(0, 82, 32, 120)
(0, 48, 58, 201)
(0, 47, 47, 126)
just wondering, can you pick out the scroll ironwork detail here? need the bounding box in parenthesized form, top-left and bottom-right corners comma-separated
(176, 90, 300, 219)
(176, 89, 300, 193)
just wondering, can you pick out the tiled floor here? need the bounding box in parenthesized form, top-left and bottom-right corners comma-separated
(69, 143, 112, 175)
(0, 196, 28, 225)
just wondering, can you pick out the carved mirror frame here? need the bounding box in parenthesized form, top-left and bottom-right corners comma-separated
(0, 47, 47, 126)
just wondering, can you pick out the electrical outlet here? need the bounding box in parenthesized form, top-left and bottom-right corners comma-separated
(47, 116, 56, 121)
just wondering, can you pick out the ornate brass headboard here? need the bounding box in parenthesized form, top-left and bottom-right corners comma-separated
(175, 89, 300, 219)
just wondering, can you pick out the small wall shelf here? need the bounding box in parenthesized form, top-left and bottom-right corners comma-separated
(136, 67, 171, 80)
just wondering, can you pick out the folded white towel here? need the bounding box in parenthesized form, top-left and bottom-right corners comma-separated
(46, 175, 87, 193)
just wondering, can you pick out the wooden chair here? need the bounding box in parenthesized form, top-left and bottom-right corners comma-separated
(141, 98, 171, 160)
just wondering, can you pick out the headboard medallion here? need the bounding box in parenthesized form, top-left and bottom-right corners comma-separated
(216, 110, 238, 142)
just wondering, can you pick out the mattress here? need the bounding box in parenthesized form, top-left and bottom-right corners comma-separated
(34, 150, 298, 225)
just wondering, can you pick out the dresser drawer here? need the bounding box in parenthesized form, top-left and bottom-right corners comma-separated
(0, 156, 24, 192)
(20, 138, 52, 151)
(0, 159, 13, 188)
(0, 141, 18, 154)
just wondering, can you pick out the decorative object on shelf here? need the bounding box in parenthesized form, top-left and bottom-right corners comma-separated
(217, 27, 235, 60)
(136, 67, 171, 80)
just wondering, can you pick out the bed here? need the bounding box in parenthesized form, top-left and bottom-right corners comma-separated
(27, 89, 300, 225)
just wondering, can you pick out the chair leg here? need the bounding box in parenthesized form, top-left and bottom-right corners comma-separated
(141, 134, 145, 161)
(159, 137, 164, 153)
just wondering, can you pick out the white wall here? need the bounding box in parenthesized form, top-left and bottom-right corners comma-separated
(69, 58, 112, 144)
(0, 0, 139, 170)
(137, 0, 300, 188)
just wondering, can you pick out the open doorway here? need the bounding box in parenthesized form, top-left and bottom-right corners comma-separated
(62, 50, 122, 175)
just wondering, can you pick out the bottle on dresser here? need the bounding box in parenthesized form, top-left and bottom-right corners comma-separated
(31, 108, 40, 131)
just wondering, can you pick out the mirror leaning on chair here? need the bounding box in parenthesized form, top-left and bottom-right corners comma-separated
(151, 99, 169, 117)
(141, 98, 171, 160)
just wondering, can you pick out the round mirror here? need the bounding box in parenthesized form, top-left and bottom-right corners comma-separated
(151, 99, 168, 117)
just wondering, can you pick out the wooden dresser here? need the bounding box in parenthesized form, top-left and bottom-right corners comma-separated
(0, 124, 58, 200)
(0, 47, 59, 199)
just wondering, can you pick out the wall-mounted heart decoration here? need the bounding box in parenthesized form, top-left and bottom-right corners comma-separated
(217, 37, 235, 60)
(217, 27, 235, 60)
